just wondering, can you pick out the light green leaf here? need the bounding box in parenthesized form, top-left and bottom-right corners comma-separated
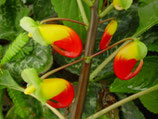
(0, 0, 6, 7)
(135, 1, 158, 37)
(1, 33, 29, 65)
(4, 39, 53, 81)
(0, 70, 23, 91)
(110, 56, 158, 93)
(140, 90, 158, 114)
(51, 0, 90, 43)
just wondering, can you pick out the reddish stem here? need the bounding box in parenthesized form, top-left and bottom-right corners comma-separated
(70, 1, 99, 118)
(40, 18, 86, 26)
(41, 38, 132, 79)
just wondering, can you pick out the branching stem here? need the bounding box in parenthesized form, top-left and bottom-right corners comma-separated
(98, 17, 115, 24)
(40, 18, 86, 26)
(87, 84, 158, 119)
(41, 38, 131, 79)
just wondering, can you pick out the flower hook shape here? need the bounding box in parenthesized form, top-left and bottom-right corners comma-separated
(114, 39, 147, 80)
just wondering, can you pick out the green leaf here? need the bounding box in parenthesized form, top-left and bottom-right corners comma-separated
(135, 1, 158, 37)
(138, 0, 157, 5)
(6, 96, 44, 119)
(33, 0, 56, 20)
(110, 56, 158, 93)
(0, 0, 29, 41)
(82, 83, 101, 118)
(141, 28, 158, 52)
(42, 106, 58, 119)
(120, 0, 133, 10)
(1, 33, 29, 65)
(51, 0, 90, 43)
(0, 89, 4, 119)
(0, 0, 6, 7)
(148, 40, 158, 52)
(7, 89, 29, 118)
(0, 70, 23, 91)
(139, 90, 158, 114)
(116, 93, 145, 119)
(4, 39, 53, 81)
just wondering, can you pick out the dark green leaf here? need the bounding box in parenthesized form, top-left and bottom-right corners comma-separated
(6, 95, 44, 119)
(51, 0, 90, 43)
(33, 0, 56, 20)
(117, 93, 145, 119)
(135, 1, 158, 37)
(82, 83, 101, 118)
(0, 0, 29, 40)
(4, 39, 53, 81)
(0, 70, 23, 91)
(110, 56, 158, 93)
(140, 90, 158, 114)
(141, 27, 158, 52)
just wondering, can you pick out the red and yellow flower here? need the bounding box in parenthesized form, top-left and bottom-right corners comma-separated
(99, 20, 118, 50)
(114, 40, 147, 80)
(20, 17, 83, 58)
(24, 78, 74, 108)
(38, 24, 83, 58)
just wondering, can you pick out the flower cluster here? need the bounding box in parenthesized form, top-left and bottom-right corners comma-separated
(99, 20, 147, 80)
(20, 15, 147, 109)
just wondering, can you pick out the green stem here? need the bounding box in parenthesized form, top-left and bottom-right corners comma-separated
(87, 84, 158, 119)
(90, 40, 131, 81)
(99, 3, 114, 18)
(83, 0, 93, 7)
(77, 0, 89, 29)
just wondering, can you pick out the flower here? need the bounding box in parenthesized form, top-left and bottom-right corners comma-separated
(113, 40, 147, 80)
(99, 20, 118, 50)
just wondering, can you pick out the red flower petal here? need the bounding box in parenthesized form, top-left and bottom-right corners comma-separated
(99, 32, 112, 50)
(47, 81, 74, 108)
(52, 29, 83, 58)
(114, 57, 143, 80)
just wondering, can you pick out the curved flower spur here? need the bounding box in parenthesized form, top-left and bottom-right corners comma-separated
(22, 68, 74, 108)
(99, 20, 118, 50)
(113, 39, 148, 80)
(20, 17, 83, 58)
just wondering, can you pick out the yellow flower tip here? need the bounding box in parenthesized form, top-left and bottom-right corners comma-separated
(28, 32, 32, 37)
(113, 0, 123, 10)
(106, 20, 118, 35)
(24, 85, 36, 95)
